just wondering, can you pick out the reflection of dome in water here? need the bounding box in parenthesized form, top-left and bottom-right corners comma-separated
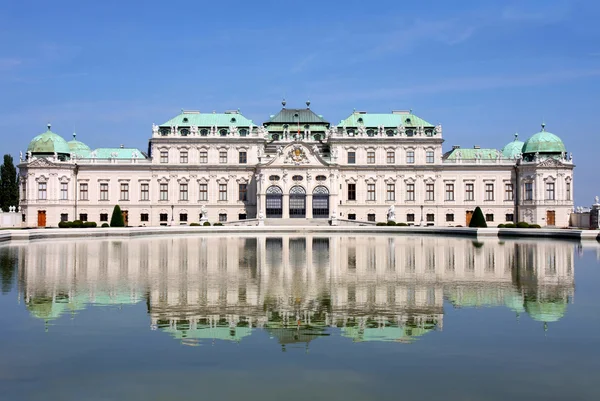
(160, 325, 253, 345)
(26, 297, 67, 321)
(524, 300, 567, 323)
(504, 293, 526, 314)
(341, 325, 432, 343)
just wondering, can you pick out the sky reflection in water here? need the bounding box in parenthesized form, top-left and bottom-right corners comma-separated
(0, 235, 598, 401)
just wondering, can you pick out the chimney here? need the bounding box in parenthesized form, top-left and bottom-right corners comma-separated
(473, 145, 480, 149)
(452, 145, 461, 150)
(120, 144, 124, 149)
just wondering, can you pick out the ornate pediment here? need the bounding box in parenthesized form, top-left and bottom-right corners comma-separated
(537, 158, 564, 168)
(26, 157, 59, 168)
(264, 143, 329, 167)
(284, 145, 310, 165)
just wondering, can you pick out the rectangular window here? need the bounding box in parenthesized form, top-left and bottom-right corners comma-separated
(160, 183, 168, 201)
(199, 183, 208, 201)
(140, 213, 149, 222)
(445, 183, 454, 201)
(60, 213, 68, 222)
(238, 213, 247, 220)
(367, 183, 376, 201)
(465, 183, 474, 201)
(426, 151, 434, 163)
(386, 184, 395, 201)
(546, 182, 555, 200)
(21, 182, 26, 200)
(505, 183, 514, 201)
(180, 183, 188, 201)
(485, 213, 494, 222)
(79, 183, 88, 201)
(348, 183, 356, 201)
(160, 151, 168, 163)
(239, 183, 247, 201)
(407, 213, 415, 222)
(239, 151, 247, 164)
(199, 151, 208, 164)
(367, 213, 376, 222)
(79, 213, 88, 222)
(348, 151, 356, 164)
(100, 213, 108, 222)
(406, 151, 415, 164)
(219, 213, 227, 222)
(387, 151, 395, 164)
(566, 182, 571, 201)
(367, 151, 375, 164)
(485, 183, 494, 201)
(120, 183, 129, 201)
(179, 213, 188, 222)
(219, 183, 227, 201)
(525, 183, 533, 200)
(426, 183, 434, 201)
(159, 213, 168, 222)
(180, 151, 188, 164)
(60, 183, 68, 200)
(446, 213, 454, 222)
(140, 183, 149, 201)
(348, 214, 356, 220)
(406, 183, 415, 201)
(426, 213, 435, 222)
(219, 151, 228, 164)
(100, 183, 109, 200)
(505, 213, 514, 222)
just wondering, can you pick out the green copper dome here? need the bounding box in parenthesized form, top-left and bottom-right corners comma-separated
(67, 133, 91, 157)
(27, 124, 71, 156)
(522, 124, 566, 155)
(524, 300, 567, 323)
(502, 133, 524, 159)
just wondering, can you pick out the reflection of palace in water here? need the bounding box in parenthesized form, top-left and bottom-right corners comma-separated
(15, 235, 575, 347)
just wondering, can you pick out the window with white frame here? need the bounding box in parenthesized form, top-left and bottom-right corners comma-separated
(367, 151, 375, 164)
(525, 182, 533, 200)
(347, 151, 356, 164)
(180, 183, 188, 201)
(140, 183, 149, 201)
(239, 183, 247, 201)
(387, 151, 395, 164)
(566, 181, 571, 200)
(485, 183, 494, 201)
(426, 183, 435, 201)
(219, 183, 227, 201)
(239, 151, 247, 164)
(79, 183, 88, 201)
(160, 151, 168, 163)
(505, 183, 514, 201)
(445, 183, 454, 201)
(386, 183, 395, 201)
(347, 183, 356, 201)
(465, 183, 474, 201)
(367, 183, 376, 201)
(199, 183, 208, 201)
(179, 150, 188, 164)
(426, 150, 435, 163)
(160, 183, 168, 201)
(219, 151, 228, 164)
(406, 183, 415, 201)
(546, 182, 555, 200)
(120, 183, 129, 201)
(100, 183, 109, 200)
(406, 151, 415, 164)
(38, 182, 47, 200)
(60, 182, 68, 200)
(199, 151, 208, 164)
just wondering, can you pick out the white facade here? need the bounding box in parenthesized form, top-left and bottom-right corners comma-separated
(19, 107, 575, 227)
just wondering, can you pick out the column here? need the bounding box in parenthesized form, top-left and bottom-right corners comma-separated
(306, 194, 313, 218)
(282, 194, 290, 218)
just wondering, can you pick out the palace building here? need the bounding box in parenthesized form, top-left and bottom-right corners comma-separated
(19, 102, 575, 227)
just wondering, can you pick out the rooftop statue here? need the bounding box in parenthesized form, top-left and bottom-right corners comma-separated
(152, 123, 159, 135)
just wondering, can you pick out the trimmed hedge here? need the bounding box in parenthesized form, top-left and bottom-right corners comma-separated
(376, 222, 387, 226)
(59, 221, 97, 228)
(497, 224, 505, 228)
(101, 223, 110, 227)
(386, 221, 397, 226)
(110, 205, 125, 227)
(516, 222, 529, 228)
(213, 222, 223, 226)
(468, 207, 487, 228)
(190, 223, 201, 226)
(504, 223, 516, 228)
(203, 222, 211, 226)
(529, 224, 541, 228)
(398, 222, 408, 226)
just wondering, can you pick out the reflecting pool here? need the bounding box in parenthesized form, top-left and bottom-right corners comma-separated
(1, 235, 599, 401)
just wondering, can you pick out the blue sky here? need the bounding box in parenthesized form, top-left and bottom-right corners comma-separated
(1, 0, 599, 203)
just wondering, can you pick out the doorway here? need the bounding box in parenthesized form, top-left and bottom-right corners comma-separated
(312, 186, 329, 218)
(266, 186, 283, 218)
(37, 210, 46, 227)
(466, 210, 473, 226)
(289, 186, 306, 218)
(122, 210, 129, 226)
(546, 210, 556, 226)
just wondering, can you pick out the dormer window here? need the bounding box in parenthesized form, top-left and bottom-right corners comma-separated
(347, 130, 355, 136)
(159, 128, 170, 136)
(406, 129, 414, 137)
(272, 134, 279, 141)
(313, 134, 321, 141)
(230, 117, 236, 123)
(200, 129, 208, 136)
(180, 128, 190, 136)
(357, 117, 363, 123)
(367, 129, 375, 137)
(405, 118, 412, 125)
(283, 124, 289, 129)
(239, 128, 248, 137)
(219, 129, 228, 136)
(425, 130, 434, 137)
(304, 124, 310, 130)
(182, 117, 189, 123)
(294, 113, 299, 118)
(386, 129, 394, 136)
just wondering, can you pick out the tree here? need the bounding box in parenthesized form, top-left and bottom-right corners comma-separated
(469, 206, 488, 228)
(0, 154, 18, 212)
(110, 205, 125, 227)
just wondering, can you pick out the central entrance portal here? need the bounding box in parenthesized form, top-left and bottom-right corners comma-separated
(312, 186, 329, 218)
(289, 186, 306, 218)
(266, 186, 283, 218)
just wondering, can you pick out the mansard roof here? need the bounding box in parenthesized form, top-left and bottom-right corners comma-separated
(160, 110, 254, 127)
(265, 107, 329, 125)
(443, 147, 502, 160)
(339, 111, 434, 127)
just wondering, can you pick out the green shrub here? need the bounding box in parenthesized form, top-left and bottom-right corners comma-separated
(468, 207, 487, 228)
(203, 222, 211, 226)
(504, 223, 516, 228)
(472, 241, 484, 249)
(398, 222, 408, 226)
(529, 224, 541, 229)
(101, 223, 109, 228)
(516, 222, 529, 229)
(71, 220, 83, 228)
(58, 221, 70, 228)
(110, 205, 125, 227)
(213, 222, 223, 226)
(190, 223, 200, 226)
(376, 222, 387, 226)
(497, 224, 505, 228)
(83, 221, 97, 228)
(387, 221, 397, 226)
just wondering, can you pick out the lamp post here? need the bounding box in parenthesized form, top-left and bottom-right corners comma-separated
(420, 205, 424, 226)
(171, 204, 174, 226)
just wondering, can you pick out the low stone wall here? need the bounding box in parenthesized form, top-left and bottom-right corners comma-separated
(1, 225, 597, 244)
(570, 212, 591, 228)
(0, 211, 21, 228)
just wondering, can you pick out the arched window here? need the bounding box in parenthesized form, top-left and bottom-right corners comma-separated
(290, 186, 306, 195)
(239, 129, 248, 137)
(313, 186, 329, 195)
(200, 129, 208, 136)
(367, 129, 375, 137)
(266, 186, 283, 194)
(160, 128, 170, 136)
(219, 129, 228, 136)
(180, 128, 190, 136)
(386, 129, 394, 136)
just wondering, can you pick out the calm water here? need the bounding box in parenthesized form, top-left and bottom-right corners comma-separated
(0, 234, 599, 401)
